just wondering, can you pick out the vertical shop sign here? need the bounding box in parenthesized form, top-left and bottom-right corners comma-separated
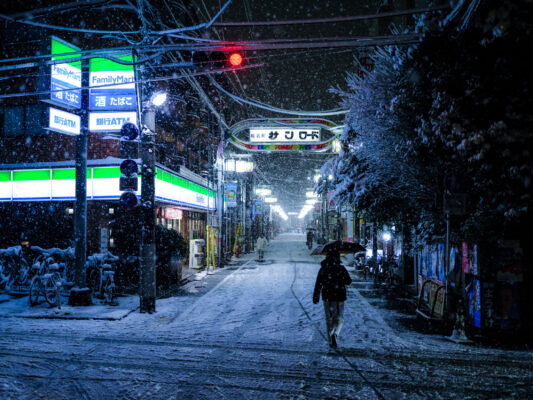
(437, 243, 445, 282)
(224, 182, 238, 207)
(431, 244, 438, 279)
(471, 244, 478, 275)
(49, 37, 82, 109)
(89, 55, 136, 111)
(462, 242, 469, 273)
(252, 199, 263, 219)
(449, 246, 457, 272)
(468, 279, 482, 328)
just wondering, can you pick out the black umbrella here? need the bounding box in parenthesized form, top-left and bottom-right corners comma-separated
(311, 240, 366, 255)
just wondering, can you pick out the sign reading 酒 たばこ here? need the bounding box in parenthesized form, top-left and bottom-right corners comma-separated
(89, 55, 137, 111)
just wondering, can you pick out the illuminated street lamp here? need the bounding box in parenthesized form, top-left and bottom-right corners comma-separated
(150, 92, 167, 106)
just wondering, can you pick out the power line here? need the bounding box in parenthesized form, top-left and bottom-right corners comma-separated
(212, 5, 450, 27)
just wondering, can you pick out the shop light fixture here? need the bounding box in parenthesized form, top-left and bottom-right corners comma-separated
(305, 199, 317, 205)
(265, 197, 277, 203)
(298, 204, 314, 219)
(225, 159, 254, 173)
(305, 191, 318, 198)
(254, 188, 272, 196)
(272, 204, 288, 220)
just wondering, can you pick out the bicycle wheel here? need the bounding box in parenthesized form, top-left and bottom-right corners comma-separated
(14, 258, 30, 286)
(44, 273, 61, 306)
(88, 269, 102, 298)
(29, 277, 43, 305)
(103, 275, 115, 304)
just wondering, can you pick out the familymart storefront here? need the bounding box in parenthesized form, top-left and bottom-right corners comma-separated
(0, 160, 216, 253)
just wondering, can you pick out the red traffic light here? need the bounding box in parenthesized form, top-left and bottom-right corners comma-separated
(228, 52, 244, 67)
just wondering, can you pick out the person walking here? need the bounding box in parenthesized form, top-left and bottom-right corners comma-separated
(256, 232, 268, 261)
(313, 250, 352, 348)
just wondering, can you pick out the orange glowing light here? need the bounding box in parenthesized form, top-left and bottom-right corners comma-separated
(228, 52, 243, 67)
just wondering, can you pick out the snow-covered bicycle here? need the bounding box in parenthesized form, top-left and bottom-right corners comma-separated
(87, 252, 119, 305)
(0, 246, 30, 291)
(28, 247, 74, 308)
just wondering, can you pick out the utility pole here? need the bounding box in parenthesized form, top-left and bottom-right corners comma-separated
(139, 120, 156, 313)
(69, 59, 92, 306)
(134, 44, 156, 313)
(216, 121, 225, 269)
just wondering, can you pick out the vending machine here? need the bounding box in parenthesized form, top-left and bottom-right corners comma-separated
(189, 239, 205, 269)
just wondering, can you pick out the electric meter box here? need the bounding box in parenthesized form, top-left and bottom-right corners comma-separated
(189, 239, 205, 269)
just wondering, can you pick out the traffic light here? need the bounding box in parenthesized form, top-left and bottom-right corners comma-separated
(192, 51, 245, 70)
(228, 52, 244, 68)
(119, 122, 139, 210)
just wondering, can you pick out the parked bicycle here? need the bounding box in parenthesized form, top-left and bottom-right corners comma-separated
(0, 246, 31, 292)
(28, 246, 74, 307)
(87, 251, 119, 305)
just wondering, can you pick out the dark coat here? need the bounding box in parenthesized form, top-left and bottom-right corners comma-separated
(313, 257, 352, 303)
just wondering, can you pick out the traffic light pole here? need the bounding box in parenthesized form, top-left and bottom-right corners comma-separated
(69, 59, 92, 306)
(140, 120, 156, 313)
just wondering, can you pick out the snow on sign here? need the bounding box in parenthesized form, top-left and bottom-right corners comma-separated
(89, 111, 137, 132)
(89, 55, 137, 111)
(48, 107, 80, 135)
(50, 37, 82, 109)
(249, 128, 320, 143)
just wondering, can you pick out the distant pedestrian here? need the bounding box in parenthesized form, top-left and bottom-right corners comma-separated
(313, 250, 352, 348)
(256, 233, 268, 261)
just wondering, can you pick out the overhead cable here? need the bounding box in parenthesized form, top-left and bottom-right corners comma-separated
(213, 5, 450, 27)
(209, 76, 348, 117)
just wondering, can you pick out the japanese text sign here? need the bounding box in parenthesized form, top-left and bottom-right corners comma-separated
(249, 127, 320, 143)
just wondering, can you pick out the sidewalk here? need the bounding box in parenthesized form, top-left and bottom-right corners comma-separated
(0, 293, 138, 321)
(0, 256, 253, 321)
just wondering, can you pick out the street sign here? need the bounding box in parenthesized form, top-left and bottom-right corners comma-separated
(89, 111, 137, 132)
(119, 191, 138, 210)
(48, 107, 80, 135)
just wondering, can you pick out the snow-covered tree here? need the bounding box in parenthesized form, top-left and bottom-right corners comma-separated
(329, 0, 532, 246)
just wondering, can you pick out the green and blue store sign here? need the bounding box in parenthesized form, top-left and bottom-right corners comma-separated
(0, 166, 215, 211)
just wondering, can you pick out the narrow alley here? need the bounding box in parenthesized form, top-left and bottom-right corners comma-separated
(1, 234, 531, 399)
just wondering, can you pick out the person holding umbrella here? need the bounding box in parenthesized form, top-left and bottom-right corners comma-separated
(313, 248, 352, 348)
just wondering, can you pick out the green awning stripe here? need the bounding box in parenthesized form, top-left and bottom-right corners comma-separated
(93, 167, 121, 179)
(0, 171, 11, 182)
(52, 169, 75, 180)
(153, 169, 212, 195)
(13, 170, 50, 181)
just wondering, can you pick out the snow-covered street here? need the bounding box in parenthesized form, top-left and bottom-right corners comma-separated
(1, 234, 532, 400)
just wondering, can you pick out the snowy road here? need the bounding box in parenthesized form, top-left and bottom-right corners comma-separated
(1, 234, 532, 399)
